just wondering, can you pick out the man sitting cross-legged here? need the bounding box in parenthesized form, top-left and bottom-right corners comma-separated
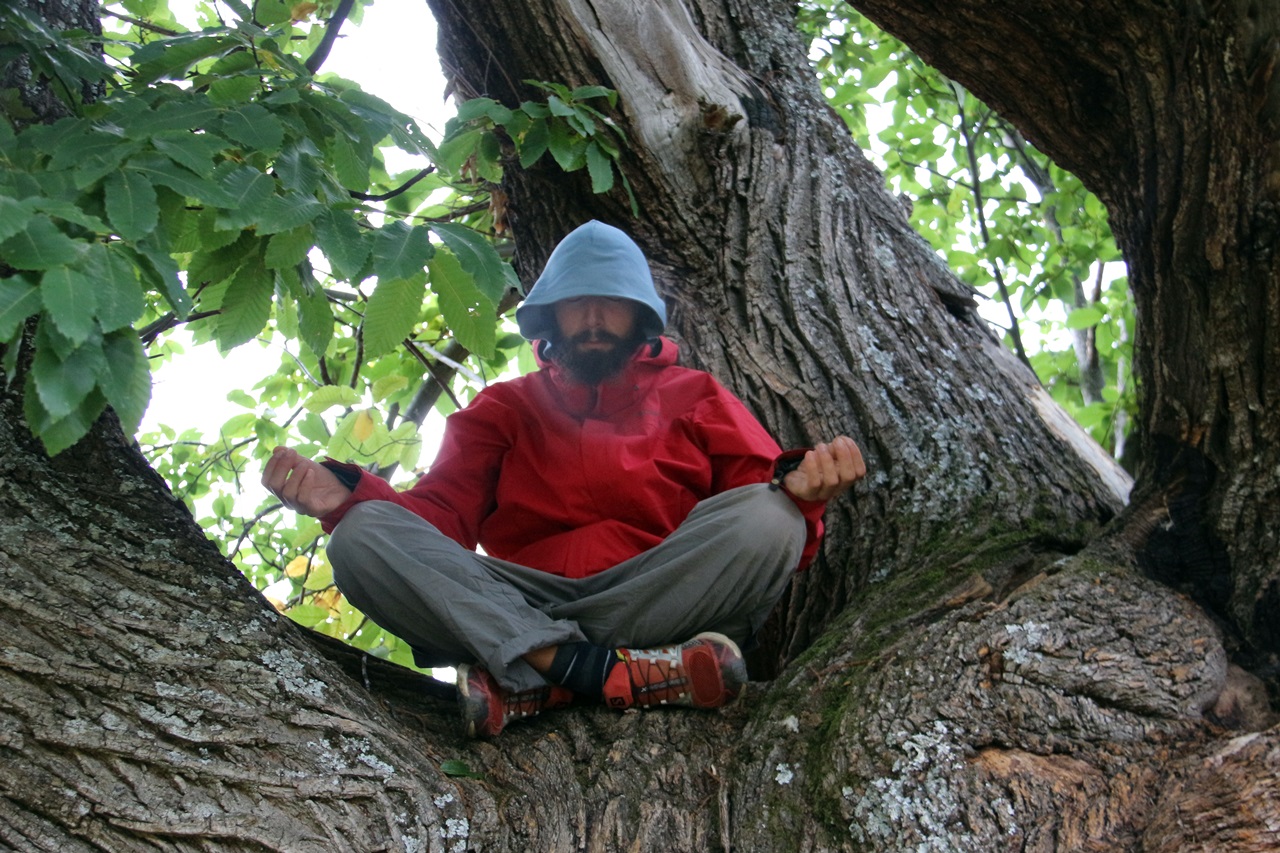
(262, 220, 864, 737)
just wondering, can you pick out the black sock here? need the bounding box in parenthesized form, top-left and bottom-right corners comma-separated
(545, 641, 619, 699)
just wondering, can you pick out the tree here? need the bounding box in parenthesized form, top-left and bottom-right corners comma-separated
(2, 2, 1277, 852)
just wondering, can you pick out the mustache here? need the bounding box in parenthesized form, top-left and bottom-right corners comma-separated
(567, 330, 625, 346)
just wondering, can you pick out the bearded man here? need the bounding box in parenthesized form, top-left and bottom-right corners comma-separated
(262, 220, 864, 737)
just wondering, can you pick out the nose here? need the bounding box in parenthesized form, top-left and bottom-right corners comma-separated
(582, 298, 605, 328)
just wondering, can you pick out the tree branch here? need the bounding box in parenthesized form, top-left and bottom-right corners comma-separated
(304, 0, 356, 75)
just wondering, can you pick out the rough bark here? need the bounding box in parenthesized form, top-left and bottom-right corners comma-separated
(2, 0, 1279, 850)
(853, 0, 1280, 697)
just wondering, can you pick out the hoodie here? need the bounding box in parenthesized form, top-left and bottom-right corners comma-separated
(515, 220, 667, 341)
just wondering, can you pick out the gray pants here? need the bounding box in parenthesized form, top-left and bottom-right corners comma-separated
(327, 483, 805, 691)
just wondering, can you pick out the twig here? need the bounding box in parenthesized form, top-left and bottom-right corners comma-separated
(350, 167, 436, 202)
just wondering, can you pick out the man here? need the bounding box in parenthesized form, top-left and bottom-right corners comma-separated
(262, 220, 864, 737)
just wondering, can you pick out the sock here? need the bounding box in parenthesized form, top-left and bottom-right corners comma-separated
(545, 641, 621, 700)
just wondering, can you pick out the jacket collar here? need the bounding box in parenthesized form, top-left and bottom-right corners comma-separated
(537, 336, 678, 418)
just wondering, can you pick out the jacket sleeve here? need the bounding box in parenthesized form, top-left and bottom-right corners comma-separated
(318, 390, 513, 546)
(693, 386, 828, 571)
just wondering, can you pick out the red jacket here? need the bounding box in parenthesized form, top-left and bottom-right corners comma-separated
(320, 338, 825, 577)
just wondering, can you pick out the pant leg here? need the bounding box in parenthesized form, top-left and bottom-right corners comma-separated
(327, 484, 806, 688)
(325, 501, 586, 691)
(553, 483, 806, 648)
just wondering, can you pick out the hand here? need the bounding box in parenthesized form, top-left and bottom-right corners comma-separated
(261, 446, 352, 518)
(782, 435, 866, 502)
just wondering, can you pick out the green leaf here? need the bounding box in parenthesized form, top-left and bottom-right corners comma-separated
(0, 196, 35, 243)
(31, 326, 105, 421)
(40, 266, 97, 345)
(517, 118, 549, 168)
(453, 97, 501, 123)
(428, 222, 509, 304)
(475, 131, 503, 183)
(120, 99, 221, 139)
(196, 210, 246, 251)
(0, 215, 85, 270)
(44, 119, 113, 170)
(440, 760, 484, 779)
(152, 132, 229, 177)
(188, 230, 255, 290)
(314, 209, 370, 280)
(32, 197, 110, 234)
(0, 276, 42, 341)
(585, 140, 614, 194)
(23, 379, 106, 457)
(1065, 305, 1105, 329)
(220, 104, 284, 155)
(132, 237, 191, 317)
(129, 33, 233, 82)
(325, 409, 360, 458)
(435, 127, 481, 175)
(265, 225, 315, 269)
(291, 269, 333, 360)
(226, 388, 256, 408)
(104, 170, 159, 241)
(371, 374, 408, 402)
(429, 250, 495, 357)
(547, 95, 575, 118)
(98, 329, 151, 437)
(328, 134, 369, 190)
(215, 260, 273, 351)
(128, 153, 234, 206)
(302, 561, 334, 591)
(274, 138, 324, 195)
(304, 385, 361, 414)
(362, 277, 423, 358)
(214, 167, 276, 231)
(286, 604, 332, 628)
(372, 222, 434, 282)
(546, 120, 586, 172)
(569, 85, 615, 104)
(297, 412, 330, 444)
(256, 194, 324, 236)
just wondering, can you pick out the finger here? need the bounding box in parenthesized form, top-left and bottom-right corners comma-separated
(279, 461, 312, 507)
(800, 446, 825, 491)
(833, 436, 864, 482)
(813, 442, 839, 490)
(262, 446, 299, 491)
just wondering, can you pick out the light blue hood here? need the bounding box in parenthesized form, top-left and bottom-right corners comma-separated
(516, 220, 667, 341)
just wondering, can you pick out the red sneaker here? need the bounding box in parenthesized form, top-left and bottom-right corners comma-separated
(457, 665, 574, 738)
(601, 632, 747, 710)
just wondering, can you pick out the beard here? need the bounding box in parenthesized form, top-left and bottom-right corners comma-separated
(551, 328, 648, 385)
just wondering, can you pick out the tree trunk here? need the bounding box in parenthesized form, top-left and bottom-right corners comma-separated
(853, 0, 1280, 694)
(3, 0, 1278, 849)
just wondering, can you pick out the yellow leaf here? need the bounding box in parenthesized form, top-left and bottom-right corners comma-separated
(353, 409, 375, 442)
(285, 555, 309, 578)
(312, 587, 343, 613)
(291, 2, 319, 21)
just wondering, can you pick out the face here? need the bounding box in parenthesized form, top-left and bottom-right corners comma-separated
(550, 296, 645, 384)
(552, 296, 639, 347)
